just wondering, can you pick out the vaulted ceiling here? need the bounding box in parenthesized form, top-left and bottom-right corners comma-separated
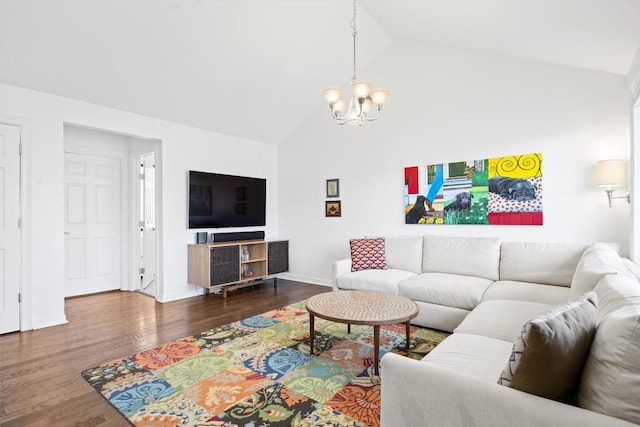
(1, 0, 639, 144)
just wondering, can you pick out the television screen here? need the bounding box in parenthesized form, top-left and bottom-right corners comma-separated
(188, 171, 266, 229)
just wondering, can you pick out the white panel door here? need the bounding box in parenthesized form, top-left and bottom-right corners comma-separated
(64, 153, 121, 297)
(0, 124, 21, 334)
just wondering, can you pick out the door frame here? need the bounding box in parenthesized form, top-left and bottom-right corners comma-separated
(63, 123, 163, 301)
(0, 115, 31, 331)
(628, 60, 639, 259)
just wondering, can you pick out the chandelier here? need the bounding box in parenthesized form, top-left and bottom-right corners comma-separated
(322, 0, 389, 126)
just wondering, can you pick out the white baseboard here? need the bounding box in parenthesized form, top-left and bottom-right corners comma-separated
(31, 315, 69, 330)
(277, 273, 332, 287)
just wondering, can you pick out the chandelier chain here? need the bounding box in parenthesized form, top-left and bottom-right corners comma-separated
(351, 0, 358, 82)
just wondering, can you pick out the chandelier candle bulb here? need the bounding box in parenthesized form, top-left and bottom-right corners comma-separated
(334, 98, 347, 113)
(351, 81, 372, 99)
(370, 90, 389, 106)
(323, 88, 343, 105)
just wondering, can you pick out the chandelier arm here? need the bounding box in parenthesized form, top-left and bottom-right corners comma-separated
(363, 104, 381, 121)
(329, 96, 355, 122)
(331, 109, 350, 125)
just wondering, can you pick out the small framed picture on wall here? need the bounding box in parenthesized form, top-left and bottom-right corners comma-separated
(325, 200, 341, 217)
(326, 179, 340, 198)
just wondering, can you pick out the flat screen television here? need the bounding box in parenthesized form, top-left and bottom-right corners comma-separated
(188, 170, 266, 229)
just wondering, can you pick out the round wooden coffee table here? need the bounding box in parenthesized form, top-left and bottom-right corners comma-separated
(305, 290, 419, 376)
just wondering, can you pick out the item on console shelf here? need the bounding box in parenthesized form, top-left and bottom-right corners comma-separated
(242, 265, 253, 278)
(196, 231, 208, 244)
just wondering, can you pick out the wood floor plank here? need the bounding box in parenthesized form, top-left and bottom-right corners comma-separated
(0, 280, 328, 425)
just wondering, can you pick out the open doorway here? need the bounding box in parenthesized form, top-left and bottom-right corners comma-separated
(63, 124, 161, 299)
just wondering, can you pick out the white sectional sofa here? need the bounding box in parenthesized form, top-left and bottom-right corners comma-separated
(332, 235, 640, 426)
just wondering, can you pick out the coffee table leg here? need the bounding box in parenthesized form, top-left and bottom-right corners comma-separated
(374, 325, 380, 376)
(347, 324, 351, 334)
(309, 314, 315, 354)
(405, 320, 411, 349)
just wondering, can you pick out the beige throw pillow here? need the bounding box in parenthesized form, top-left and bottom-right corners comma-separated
(498, 292, 598, 403)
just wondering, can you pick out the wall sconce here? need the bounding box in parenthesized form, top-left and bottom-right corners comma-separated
(596, 159, 630, 207)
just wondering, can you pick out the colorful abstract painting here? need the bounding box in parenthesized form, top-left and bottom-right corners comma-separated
(404, 153, 542, 225)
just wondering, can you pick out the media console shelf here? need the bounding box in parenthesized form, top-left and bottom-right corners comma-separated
(188, 240, 289, 298)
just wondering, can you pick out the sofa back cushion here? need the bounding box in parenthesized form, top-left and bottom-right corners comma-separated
(422, 235, 501, 280)
(569, 243, 630, 299)
(499, 241, 588, 287)
(622, 258, 640, 281)
(577, 274, 640, 424)
(385, 236, 423, 274)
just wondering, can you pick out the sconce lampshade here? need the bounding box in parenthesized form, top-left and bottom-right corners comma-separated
(596, 159, 625, 188)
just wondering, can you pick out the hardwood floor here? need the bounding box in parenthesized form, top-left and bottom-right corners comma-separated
(0, 280, 329, 426)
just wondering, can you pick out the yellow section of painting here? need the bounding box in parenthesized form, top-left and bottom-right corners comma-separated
(488, 153, 542, 179)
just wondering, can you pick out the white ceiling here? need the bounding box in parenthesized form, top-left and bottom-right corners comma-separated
(1, 0, 639, 144)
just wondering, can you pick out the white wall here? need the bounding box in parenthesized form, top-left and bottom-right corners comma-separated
(0, 39, 633, 329)
(279, 40, 632, 286)
(0, 83, 278, 329)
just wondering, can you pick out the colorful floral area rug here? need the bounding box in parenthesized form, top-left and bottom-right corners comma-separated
(82, 300, 449, 426)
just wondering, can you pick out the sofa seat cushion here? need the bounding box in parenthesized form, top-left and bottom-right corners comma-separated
(412, 301, 470, 332)
(577, 274, 640, 424)
(422, 333, 514, 383)
(454, 300, 555, 342)
(422, 235, 501, 281)
(335, 269, 417, 294)
(398, 273, 494, 310)
(482, 280, 569, 306)
(499, 241, 588, 287)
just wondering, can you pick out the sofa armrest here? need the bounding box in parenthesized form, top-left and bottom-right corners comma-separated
(332, 258, 352, 290)
(380, 352, 636, 427)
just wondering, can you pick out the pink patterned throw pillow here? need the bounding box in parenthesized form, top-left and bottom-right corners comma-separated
(350, 238, 387, 272)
